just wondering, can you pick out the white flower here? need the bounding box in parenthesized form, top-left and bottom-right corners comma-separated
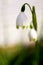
(16, 12, 30, 29)
(28, 28, 37, 42)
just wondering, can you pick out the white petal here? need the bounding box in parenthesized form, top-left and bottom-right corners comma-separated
(29, 29, 37, 41)
(31, 29, 37, 38)
(16, 12, 28, 27)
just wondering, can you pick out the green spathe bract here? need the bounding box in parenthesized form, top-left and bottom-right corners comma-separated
(32, 6, 37, 31)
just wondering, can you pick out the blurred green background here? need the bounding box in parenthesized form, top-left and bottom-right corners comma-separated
(0, 39, 43, 65)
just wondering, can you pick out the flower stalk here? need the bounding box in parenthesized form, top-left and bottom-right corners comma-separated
(21, 3, 37, 31)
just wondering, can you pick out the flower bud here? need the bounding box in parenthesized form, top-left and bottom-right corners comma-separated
(28, 28, 37, 42)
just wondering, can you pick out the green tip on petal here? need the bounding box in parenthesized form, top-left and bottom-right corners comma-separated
(30, 24, 33, 29)
(33, 38, 37, 42)
(22, 25, 26, 29)
(16, 25, 19, 29)
(22, 25, 30, 29)
(26, 26, 30, 29)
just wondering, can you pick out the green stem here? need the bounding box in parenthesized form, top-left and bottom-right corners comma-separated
(32, 41, 40, 65)
(21, 3, 32, 13)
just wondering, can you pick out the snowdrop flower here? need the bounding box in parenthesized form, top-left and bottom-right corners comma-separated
(29, 28, 37, 42)
(16, 12, 30, 29)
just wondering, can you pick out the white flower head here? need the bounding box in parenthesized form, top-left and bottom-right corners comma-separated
(29, 28, 37, 42)
(16, 12, 30, 29)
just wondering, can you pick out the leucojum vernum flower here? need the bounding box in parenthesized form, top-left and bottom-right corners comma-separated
(16, 3, 37, 42)
(16, 3, 40, 65)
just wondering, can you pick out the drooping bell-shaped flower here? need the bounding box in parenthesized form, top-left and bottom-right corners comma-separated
(16, 12, 30, 29)
(29, 28, 37, 42)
